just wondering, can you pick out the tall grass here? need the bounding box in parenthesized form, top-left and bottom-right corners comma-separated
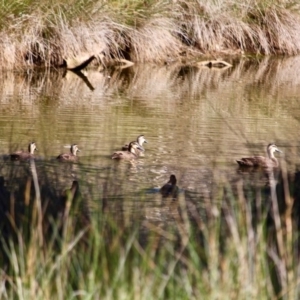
(1, 0, 300, 69)
(0, 157, 299, 299)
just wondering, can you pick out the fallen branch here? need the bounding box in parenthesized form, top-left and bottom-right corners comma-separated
(196, 60, 232, 68)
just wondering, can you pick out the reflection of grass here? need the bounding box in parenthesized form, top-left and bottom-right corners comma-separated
(1, 1, 300, 68)
(2, 58, 300, 170)
(0, 158, 298, 298)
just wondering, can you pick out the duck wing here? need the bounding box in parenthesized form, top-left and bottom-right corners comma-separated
(121, 144, 129, 151)
(10, 150, 31, 161)
(112, 151, 124, 159)
(57, 153, 76, 161)
(236, 155, 266, 167)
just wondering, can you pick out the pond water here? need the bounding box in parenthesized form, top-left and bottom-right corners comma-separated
(1, 56, 300, 229)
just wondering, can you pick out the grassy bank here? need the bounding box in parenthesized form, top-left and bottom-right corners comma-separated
(1, 0, 300, 69)
(0, 159, 299, 299)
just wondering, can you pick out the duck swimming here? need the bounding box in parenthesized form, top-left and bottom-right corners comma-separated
(10, 142, 38, 161)
(112, 141, 143, 160)
(57, 144, 80, 162)
(236, 143, 282, 168)
(122, 135, 147, 153)
(160, 174, 179, 199)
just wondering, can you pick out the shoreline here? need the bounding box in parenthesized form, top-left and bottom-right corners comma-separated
(1, 1, 300, 69)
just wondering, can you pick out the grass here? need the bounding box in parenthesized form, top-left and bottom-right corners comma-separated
(1, 0, 300, 69)
(1, 20, 300, 299)
(0, 157, 299, 299)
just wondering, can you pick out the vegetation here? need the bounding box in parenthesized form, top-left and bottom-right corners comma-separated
(0, 157, 299, 299)
(1, 0, 300, 69)
(1, 2, 300, 298)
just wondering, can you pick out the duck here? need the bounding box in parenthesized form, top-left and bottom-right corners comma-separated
(60, 180, 90, 226)
(112, 141, 143, 160)
(60, 181, 80, 204)
(236, 143, 282, 168)
(43, 180, 82, 235)
(122, 135, 147, 152)
(10, 142, 38, 161)
(160, 174, 179, 199)
(57, 144, 80, 162)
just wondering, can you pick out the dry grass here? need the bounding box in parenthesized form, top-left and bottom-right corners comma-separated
(127, 17, 184, 63)
(1, 0, 300, 69)
(174, 0, 300, 55)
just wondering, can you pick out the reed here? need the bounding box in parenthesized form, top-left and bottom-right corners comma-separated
(0, 0, 300, 69)
(0, 156, 299, 299)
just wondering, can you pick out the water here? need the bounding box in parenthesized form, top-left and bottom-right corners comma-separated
(1, 56, 300, 226)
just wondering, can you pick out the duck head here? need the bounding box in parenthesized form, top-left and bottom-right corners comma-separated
(128, 141, 144, 154)
(137, 135, 148, 147)
(267, 143, 282, 158)
(71, 144, 81, 156)
(28, 142, 38, 154)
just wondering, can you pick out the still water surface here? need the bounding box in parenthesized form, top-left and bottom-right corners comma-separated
(1, 56, 300, 226)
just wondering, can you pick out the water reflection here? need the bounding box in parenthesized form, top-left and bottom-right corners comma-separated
(0, 56, 300, 235)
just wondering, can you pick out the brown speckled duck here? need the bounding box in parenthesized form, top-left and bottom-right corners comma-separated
(160, 174, 179, 199)
(122, 135, 147, 153)
(112, 141, 143, 160)
(10, 142, 38, 161)
(236, 143, 282, 168)
(61, 181, 80, 203)
(57, 144, 80, 162)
